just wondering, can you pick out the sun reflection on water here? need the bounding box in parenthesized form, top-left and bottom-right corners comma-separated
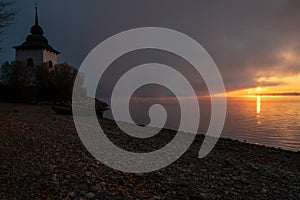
(222, 96, 300, 151)
(256, 96, 261, 124)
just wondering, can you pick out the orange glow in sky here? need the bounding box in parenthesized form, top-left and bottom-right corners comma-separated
(227, 74, 300, 97)
(226, 48, 300, 97)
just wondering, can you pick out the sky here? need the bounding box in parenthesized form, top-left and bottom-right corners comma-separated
(1, 0, 300, 96)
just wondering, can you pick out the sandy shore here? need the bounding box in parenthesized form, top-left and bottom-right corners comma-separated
(0, 103, 299, 199)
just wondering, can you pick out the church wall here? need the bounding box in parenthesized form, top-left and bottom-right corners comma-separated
(43, 50, 58, 68)
(15, 49, 43, 67)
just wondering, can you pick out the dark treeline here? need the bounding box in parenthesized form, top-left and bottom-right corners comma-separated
(0, 61, 86, 103)
(255, 92, 300, 96)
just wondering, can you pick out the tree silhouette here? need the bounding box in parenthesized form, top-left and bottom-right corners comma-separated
(1, 62, 85, 102)
(35, 63, 86, 102)
(1, 61, 33, 87)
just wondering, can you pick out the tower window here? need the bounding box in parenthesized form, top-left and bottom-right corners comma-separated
(49, 61, 53, 69)
(27, 58, 33, 67)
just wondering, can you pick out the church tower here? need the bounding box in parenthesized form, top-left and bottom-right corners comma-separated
(14, 5, 60, 69)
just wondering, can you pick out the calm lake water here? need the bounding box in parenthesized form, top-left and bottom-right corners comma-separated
(105, 96, 300, 152)
(222, 96, 300, 152)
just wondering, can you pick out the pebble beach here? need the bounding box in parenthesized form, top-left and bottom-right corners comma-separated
(0, 103, 299, 199)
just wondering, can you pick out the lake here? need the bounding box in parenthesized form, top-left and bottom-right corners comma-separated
(105, 96, 300, 152)
(222, 96, 300, 152)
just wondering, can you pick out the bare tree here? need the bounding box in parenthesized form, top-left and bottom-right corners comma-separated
(0, 0, 15, 52)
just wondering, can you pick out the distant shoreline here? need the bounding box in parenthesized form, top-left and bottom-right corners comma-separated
(255, 92, 300, 96)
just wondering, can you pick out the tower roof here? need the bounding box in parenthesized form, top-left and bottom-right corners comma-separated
(14, 5, 60, 54)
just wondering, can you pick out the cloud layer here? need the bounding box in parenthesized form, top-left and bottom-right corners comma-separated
(2, 0, 300, 93)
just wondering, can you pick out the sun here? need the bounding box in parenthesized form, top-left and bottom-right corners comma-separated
(256, 87, 262, 93)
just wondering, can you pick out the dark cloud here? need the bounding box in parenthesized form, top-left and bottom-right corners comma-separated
(2, 0, 300, 94)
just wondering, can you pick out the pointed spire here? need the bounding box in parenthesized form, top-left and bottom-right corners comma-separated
(35, 3, 39, 25)
(29, 3, 44, 35)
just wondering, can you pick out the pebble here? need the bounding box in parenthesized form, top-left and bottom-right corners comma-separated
(52, 174, 58, 182)
(261, 188, 267, 194)
(231, 176, 241, 181)
(85, 192, 95, 199)
(199, 193, 207, 199)
(67, 191, 76, 198)
(0, 104, 299, 199)
(85, 171, 92, 177)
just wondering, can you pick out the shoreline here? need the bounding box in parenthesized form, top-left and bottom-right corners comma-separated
(110, 117, 300, 153)
(1, 103, 299, 199)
